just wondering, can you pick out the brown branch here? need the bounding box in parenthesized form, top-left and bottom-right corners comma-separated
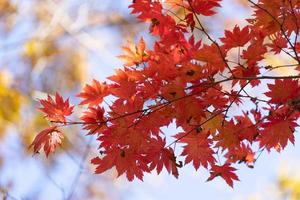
(187, 75, 300, 90)
(50, 74, 300, 127)
(268, 35, 297, 59)
(212, 86, 269, 103)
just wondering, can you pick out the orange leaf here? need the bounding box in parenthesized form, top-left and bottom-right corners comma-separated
(118, 37, 149, 67)
(77, 79, 108, 106)
(39, 93, 74, 122)
(30, 126, 63, 157)
(80, 106, 106, 135)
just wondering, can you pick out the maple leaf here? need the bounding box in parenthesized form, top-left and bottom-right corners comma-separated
(232, 64, 260, 87)
(259, 118, 296, 151)
(80, 106, 106, 135)
(225, 143, 255, 165)
(214, 120, 241, 150)
(296, 42, 300, 53)
(247, 3, 280, 36)
(174, 97, 206, 128)
(268, 33, 288, 54)
(136, 109, 173, 136)
(39, 92, 74, 122)
(202, 112, 224, 133)
(92, 147, 149, 181)
(161, 83, 185, 101)
(188, 0, 221, 16)
(221, 25, 251, 50)
(196, 43, 227, 73)
(118, 37, 149, 67)
(234, 113, 259, 142)
(242, 39, 267, 65)
(179, 62, 204, 83)
(265, 79, 300, 104)
(207, 163, 239, 188)
(129, 0, 163, 22)
(175, 131, 216, 170)
(29, 126, 63, 157)
(201, 86, 229, 110)
(147, 138, 179, 178)
(107, 69, 138, 99)
(77, 79, 108, 106)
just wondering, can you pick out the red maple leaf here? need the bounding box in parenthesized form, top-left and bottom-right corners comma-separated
(147, 137, 179, 178)
(196, 43, 227, 73)
(187, 0, 221, 16)
(242, 39, 267, 65)
(214, 120, 241, 150)
(234, 113, 259, 142)
(267, 33, 288, 54)
(220, 25, 251, 50)
(77, 79, 108, 106)
(29, 126, 63, 157)
(91, 147, 149, 181)
(80, 106, 106, 135)
(39, 93, 74, 122)
(129, 0, 163, 22)
(265, 79, 300, 104)
(259, 118, 296, 151)
(175, 131, 216, 170)
(225, 143, 255, 165)
(207, 163, 239, 188)
(107, 69, 138, 99)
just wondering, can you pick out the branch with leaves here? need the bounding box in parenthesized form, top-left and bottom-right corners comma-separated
(30, 0, 300, 188)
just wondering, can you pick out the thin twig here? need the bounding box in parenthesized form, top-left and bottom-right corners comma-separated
(66, 137, 93, 200)
(187, 0, 234, 75)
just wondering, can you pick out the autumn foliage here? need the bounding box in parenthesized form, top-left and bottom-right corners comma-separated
(31, 0, 300, 187)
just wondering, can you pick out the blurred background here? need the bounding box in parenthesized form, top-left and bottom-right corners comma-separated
(0, 0, 299, 199)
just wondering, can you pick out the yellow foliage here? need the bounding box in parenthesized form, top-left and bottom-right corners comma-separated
(0, 84, 22, 135)
(278, 175, 300, 200)
(23, 39, 58, 66)
(42, 49, 88, 90)
(64, 50, 87, 86)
